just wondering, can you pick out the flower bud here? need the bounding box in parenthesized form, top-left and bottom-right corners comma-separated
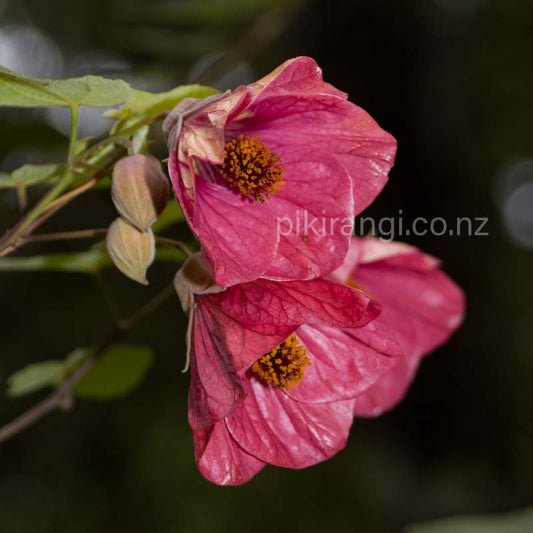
(174, 253, 225, 313)
(111, 154, 169, 232)
(107, 218, 155, 285)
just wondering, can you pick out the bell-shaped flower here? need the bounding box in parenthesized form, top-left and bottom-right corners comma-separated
(330, 237, 465, 417)
(175, 254, 403, 485)
(165, 57, 396, 286)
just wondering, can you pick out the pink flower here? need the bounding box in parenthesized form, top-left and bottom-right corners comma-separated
(330, 237, 465, 416)
(175, 254, 403, 485)
(165, 57, 396, 286)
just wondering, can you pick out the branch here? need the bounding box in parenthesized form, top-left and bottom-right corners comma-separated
(22, 228, 108, 244)
(0, 283, 176, 444)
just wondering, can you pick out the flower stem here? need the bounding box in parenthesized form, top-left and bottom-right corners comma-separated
(155, 236, 192, 257)
(0, 282, 176, 445)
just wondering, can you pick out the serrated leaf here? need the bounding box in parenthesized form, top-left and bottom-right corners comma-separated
(404, 507, 533, 533)
(6, 361, 64, 397)
(152, 199, 185, 233)
(0, 65, 133, 108)
(0, 163, 63, 190)
(0, 247, 111, 274)
(127, 85, 218, 116)
(73, 345, 153, 400)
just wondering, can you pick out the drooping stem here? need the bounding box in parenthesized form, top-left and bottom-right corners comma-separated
(0, 282, 176, 445)
(155, 236, 192, 257)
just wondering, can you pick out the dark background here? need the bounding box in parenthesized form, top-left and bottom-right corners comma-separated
(1, 0, 532, 531)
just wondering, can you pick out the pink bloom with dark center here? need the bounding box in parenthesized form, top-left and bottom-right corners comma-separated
(165, 57, 396, 286)
(175, 254, 403, 485)
(330, 237, 465, 417)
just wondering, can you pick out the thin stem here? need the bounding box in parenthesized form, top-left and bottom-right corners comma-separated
(115, 112, 167, 137)
(16, 183, 27, 214)
(23, 228, 107, 244)
(0, 283, 176, 445)
(155, 236, 192, 257)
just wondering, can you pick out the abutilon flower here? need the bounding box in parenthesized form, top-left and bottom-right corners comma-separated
(330, 237, 465, 416)
(175, 254, 403, 485)
(165, 57, 396, 286)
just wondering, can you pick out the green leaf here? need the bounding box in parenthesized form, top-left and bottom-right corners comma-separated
(0, 65, 133, 108)
(127, 85, 218, 116)
(73, 345, 153, 400)
(0, 163, 63, 189)
(0, 247, 112, 274)
(404, 506, 533, 533)
(152, 199, 185, 233)
(6, 361, 64, 397)
(64, 347, 92, 373)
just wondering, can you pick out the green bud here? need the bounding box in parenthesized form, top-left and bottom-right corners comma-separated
(106, 218, 155, 285)
(111, 154, 169, 232)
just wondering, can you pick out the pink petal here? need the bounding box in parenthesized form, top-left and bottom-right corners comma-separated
(206, 278, 380, 329)
(226, 378, 355, 468)
(355, 257, 465, 358)
(246, 56, 347, 103)
(357, 237, 440, 271)
(260, 152, 354, 280)
(187, 306, 244, 430)
(352, 356, 421, 417)
(192, 176, 279, 286)
(193, 423, 265, 486)
(233, 93, 396, 215)
(285, 319, 402, 404)
(341, 237, 465, 416)
(199, 298, 297, 373)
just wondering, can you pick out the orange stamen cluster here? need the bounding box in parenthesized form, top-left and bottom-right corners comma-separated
(222, 134, 284, 202)
(251, 334, 310, 390)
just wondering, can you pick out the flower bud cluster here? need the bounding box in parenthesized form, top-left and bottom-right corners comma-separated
(107, 154, 169, 284)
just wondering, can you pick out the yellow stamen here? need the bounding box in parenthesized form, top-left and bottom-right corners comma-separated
(222, 134, 284, 202)
(251, 334, 310, 389)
